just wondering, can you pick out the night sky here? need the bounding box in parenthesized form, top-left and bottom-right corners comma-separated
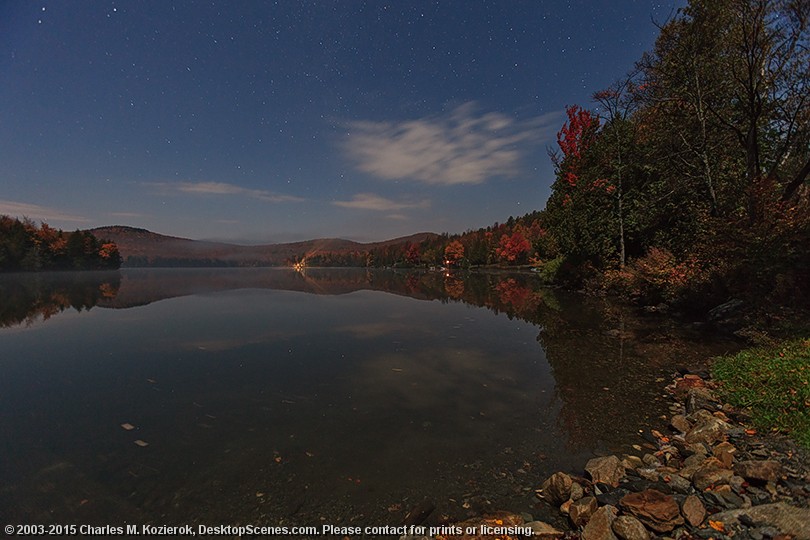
(1, 1, 680, 243)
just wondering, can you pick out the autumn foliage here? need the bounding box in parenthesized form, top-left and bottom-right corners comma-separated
(0, 215, 122, 272)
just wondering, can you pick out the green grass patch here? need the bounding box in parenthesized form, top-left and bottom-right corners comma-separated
(711, 338, 810, 448)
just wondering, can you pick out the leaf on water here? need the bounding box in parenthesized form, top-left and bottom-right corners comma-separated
(120, 423, 135, 431)
(134, 439, 149, 447)
(146, 378, 157, 384)
(391, 368, 403, 372)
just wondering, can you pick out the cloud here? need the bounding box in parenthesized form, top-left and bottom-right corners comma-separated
(0, 200, 88, 222)
(147, 181, 304, 203)
(332, 193, 430, 212)
(343, 102, 562, 185)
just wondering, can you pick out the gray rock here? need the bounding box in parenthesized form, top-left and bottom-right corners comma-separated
(582, 505, 619, 540)
(668, 474, 692, 494)
(611, 515, 650, 540)
(708, 298, 744, 320)
(686, 387, 720, 413)
(622, 455, 644, 470)
(586, 456, 626, 488)
(710, 503, 810, 540)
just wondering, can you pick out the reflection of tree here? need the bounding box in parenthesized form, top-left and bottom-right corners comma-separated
(0, 272, 121, 328)
(4, 267, 730, 452)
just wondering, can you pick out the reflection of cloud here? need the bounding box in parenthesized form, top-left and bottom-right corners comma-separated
(147, 181, 305, 203)
(343, 103, 562, 185)
(332, 193, 430, 212)
(335, 321, 415, 338)
(0, 200, 88, 222)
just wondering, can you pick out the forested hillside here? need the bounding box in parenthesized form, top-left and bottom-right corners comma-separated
(0, 216, 121, 271)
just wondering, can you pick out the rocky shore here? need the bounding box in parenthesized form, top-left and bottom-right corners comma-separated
(402, 372, 810, 540)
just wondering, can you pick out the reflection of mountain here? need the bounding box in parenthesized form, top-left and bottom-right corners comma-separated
(0, 272, 121, 328)
(0, 268, 737, 455)
(91, 226, 437, 267)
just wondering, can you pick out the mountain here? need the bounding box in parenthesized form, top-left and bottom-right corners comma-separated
(90, 226, 438, 267)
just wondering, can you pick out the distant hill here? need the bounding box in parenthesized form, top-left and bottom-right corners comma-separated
(90, 226, 438, 267)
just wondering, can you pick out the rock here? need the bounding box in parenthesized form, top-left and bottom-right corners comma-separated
(686, 387, 720, 414)
(681, 495, 706, 527)
(674, 376, 707, 399)
(667, 474, 692, 494)
(683, 453, 708, 468)
(582, 505, 619, 540)
(595, 488, 630, 508)
(709, 503, 810, 540)
(637, 468, 660, 482)
(622, 455, 644, 470)
(570, 496, 599, 528)
(619, 489, 684, 533)
(684, 415, 729, 445)
(570, 481, 585, 502)
(734, 460, 783, 484)
(670, 414, 692, 433)
(525, 521, 565, 539)
(611, 516, 650, 540)
(713, 441, 737, 469)
(692, 457, 734, 490)
(541, 472, 573, 506)
(708, 298, 744, 321)
(642, 454, 661, 467)
(402, 499, 435, 525)
(586, 456, 626, 488)
(705, 486, 745, 509)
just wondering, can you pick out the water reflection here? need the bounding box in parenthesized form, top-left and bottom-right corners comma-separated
(0, 268, 738, 527)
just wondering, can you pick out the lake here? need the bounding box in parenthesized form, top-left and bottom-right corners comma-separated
(0, 268, 737, 528)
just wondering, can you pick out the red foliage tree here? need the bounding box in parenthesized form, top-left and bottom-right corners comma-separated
(553, 105, 600, 188)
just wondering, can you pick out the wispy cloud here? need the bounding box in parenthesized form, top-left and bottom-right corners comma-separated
(343, 102, 562, 185)
(147, 181, 304, 203)
(0, 200, 88, 222)
(332, 193, 430, 212)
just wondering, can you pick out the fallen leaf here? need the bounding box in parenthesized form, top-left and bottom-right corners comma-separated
(745, 429, 757, 435)
(134, 440, 149, 447)
(709, 520, 726, 533)
(120, 423, 135, 431)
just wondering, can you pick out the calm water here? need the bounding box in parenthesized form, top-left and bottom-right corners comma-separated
(0, 268, 736, 528)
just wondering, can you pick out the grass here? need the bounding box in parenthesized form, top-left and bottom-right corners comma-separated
(711, 338, 810, 448)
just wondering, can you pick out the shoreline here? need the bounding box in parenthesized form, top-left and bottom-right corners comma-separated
(402, 368, 810, 540)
